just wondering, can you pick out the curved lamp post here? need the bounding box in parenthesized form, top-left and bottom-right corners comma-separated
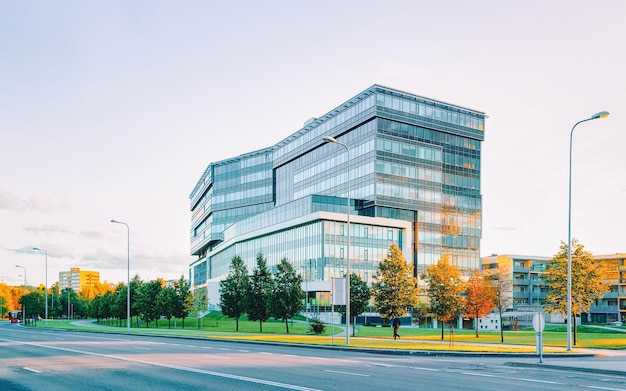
(15, 265, 26, 323)
(32, 247, 48, 327)
(323, 136, 351, 345)
(567, 110, 609, 351)
(111, 219, 131, 332)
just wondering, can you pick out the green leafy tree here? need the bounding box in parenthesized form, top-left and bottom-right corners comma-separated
(247, 253, 275, 332)
(542, 239, 610, 345)
(219, 255, 250, 331)
(113, 283, 128, 327)
(49, 283, 61, 319)
(22, 290, 45, 320)
(157, 286, 178, 328)
(422, 256, 465, 340)
(193, 288, 209, 329)
(372, 244, 419, 322)
(174, 275, 194, 329)
(135, 280, 163, 327)
(464, 271, 496, 337)
(0, 295, 8, 319)
(59, 288, 82, 319)
(270, 257, 303, 334)
(130, 275, 143, 327)
(338, 273, 371, 336)
(485, 263, 513, 343)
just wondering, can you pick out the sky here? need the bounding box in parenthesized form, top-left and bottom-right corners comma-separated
(1, 1, 624, 288)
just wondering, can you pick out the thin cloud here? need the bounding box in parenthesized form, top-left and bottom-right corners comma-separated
(0, 189, 28, 211)
(0, 189, 68, 213)
(490, 226, 523, 232)
(28, 193, 69, 213)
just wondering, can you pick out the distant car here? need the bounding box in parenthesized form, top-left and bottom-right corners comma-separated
(9, 317, 19, 323)
(608, 321, 623, 326)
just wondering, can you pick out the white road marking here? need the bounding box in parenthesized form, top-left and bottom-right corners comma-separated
(0, 338, 322, 391)
(463, 372, 561, 385)
(409, 366, 440, 372)
(324, 369, 369, 377)
(23, 367, 41, 373)
(587, 387, 626, 391)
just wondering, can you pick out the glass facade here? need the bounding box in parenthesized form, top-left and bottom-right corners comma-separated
(189, 85, 485, 295)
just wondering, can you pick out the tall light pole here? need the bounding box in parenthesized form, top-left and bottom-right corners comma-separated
(567, 110, 609, 351)
(33, 247, 48, 327)
(323, 136, 351, 345)
(15, 265, 26, 323)
(111, 219, 131, 332)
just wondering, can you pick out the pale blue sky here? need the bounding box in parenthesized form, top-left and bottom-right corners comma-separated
(1, 1, 624, 286)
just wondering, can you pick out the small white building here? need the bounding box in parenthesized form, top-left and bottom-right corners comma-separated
(477, 313, 501, 331)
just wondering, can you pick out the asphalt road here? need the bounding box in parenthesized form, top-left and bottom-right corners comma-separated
(2, 322, 626, 391)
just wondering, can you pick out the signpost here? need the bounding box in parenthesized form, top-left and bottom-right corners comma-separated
(533, 313, 545, 363)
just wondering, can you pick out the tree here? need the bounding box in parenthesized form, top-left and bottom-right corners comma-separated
(174, 276, 194, 329)
(219, 255, 250, 331)
(270, 257, 303, 334)
(464, 271, 496, 337)
(59, 288, 82, 319)
(135, 280, 162, 327)
(1, 294, 9, 319)
(422, 256, 465, 340)
(157, 286, 178, 328)
(247, 253, 275, 332)
(130, 275, 143, 327)
(193, 288, 209, 329)
(411, 303, 430, 327)
(542, 239, 610, 345)
(338, 273, 371, 336)
(113, 283, 128, 327)
(372, 244, 419, 322)
(485, 263, 513, 343)
(22, 290, 45, 321)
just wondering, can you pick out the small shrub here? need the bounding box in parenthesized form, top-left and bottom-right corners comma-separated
(309, 318, 326, 335)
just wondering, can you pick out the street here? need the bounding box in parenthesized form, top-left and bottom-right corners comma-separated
(1, 322, 626, 390)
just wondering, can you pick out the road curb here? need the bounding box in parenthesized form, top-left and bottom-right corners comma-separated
(505, 361, 626, 377)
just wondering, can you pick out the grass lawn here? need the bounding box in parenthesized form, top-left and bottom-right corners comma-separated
(27, 314, 626, 352)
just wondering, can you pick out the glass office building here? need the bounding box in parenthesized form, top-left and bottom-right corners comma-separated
(189, 85, 485, 305)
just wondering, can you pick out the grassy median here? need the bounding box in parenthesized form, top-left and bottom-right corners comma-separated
(23, 313, 626, 353)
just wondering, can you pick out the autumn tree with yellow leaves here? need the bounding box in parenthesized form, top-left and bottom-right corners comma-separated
(542, 239, 610, 345)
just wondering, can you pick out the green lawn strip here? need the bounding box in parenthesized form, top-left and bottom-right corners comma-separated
(33, 317, 626, 351)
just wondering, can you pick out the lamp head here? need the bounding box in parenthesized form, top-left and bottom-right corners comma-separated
(323, 136, 337, 143)
(33, 247, 40, 251)
(591, 111, 610, 119)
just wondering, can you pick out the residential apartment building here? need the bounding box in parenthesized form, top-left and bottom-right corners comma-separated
(59, 267, 100, 293)
(482, 253, 626, 325)
(189, 85, 486, 307)
(592, 253, 626, 324)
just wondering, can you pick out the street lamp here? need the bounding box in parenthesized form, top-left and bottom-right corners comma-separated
(567, 110, 609, 351)
(323, 136, 351, 345)
(15, 265, 26, 323)
(111, 219, 131, 332)
(33, 247, 48, 327)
